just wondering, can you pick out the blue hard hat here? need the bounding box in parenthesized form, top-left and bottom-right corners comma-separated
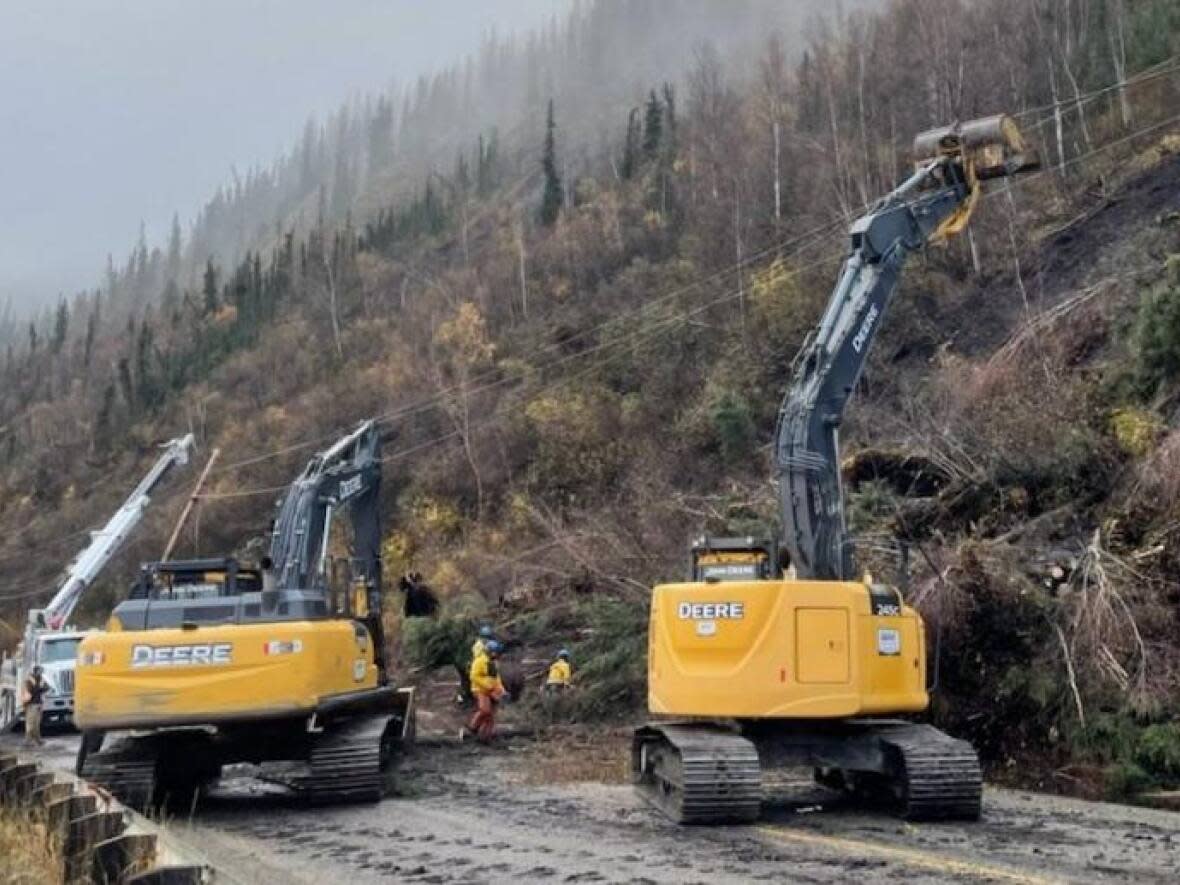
(557, 649, 570, 659)
(479, 625, 494, 638)
(486, 640, 503, 654)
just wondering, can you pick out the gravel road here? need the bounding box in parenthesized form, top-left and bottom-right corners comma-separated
(7, 731, 1179, 884)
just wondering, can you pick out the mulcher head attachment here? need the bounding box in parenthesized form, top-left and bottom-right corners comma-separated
(914, 114, 1040, 180)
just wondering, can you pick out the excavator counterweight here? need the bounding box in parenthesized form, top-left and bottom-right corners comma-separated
(634, 114, 1038, 825)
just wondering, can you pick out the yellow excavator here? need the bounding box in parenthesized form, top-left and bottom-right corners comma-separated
(633, 117, 1039, 823)
(74, 420, 414, 808)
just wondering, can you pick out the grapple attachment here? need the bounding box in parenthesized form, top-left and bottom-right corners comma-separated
(913, 114, 1039, 179)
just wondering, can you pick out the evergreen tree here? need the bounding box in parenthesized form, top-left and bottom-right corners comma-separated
(539, 100, 563, 226)
(367, 96, 395, 172)
(83, 300, 99, 373)
(133, 222, 149, 293)
(455, 151, 471, 195)
(117, 356, 134, 410)
(166, 213, 183, 281)
(662, 82, 677, 139)
(135, 318, 156, 409)
(642, 89, 663, 160)
(621, 108, 641, 180)
(202, 259, 219, 315)
(93, 380, 116, 452)
(331, 152, 354, 219)
(51, 299, 69, 354)
(105, 254, 118, 302)
(476, 133, 488, 195)
(477, 129, 500, 197)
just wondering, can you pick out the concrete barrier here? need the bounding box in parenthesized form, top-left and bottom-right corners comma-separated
(0, 751, 212, 884)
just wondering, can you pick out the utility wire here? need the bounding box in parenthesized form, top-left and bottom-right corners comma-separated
(196, 106, 1180, 502)
(6, 65, 1179, 531)
(209, 59, 1180, 479)
(198, 247, 850, 502)
(211, 214, 849, 477)
(1012, 56, 1180, 124)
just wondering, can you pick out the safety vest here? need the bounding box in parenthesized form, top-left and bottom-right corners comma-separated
(470, 652, 504, 696)
(547, 659, 571, 686)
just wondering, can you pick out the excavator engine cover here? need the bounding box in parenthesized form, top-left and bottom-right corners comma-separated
(913, 114, 1038, 179)
(646, 578, 926, 718)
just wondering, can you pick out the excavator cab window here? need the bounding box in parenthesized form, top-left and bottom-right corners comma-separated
(689, 537, 779, 583)
(129, 559, 262, 600)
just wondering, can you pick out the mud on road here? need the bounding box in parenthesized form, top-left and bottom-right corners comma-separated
(7, 730, 1179, 884)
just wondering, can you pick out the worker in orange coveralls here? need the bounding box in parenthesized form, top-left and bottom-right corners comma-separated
(465, 639, 505, 743)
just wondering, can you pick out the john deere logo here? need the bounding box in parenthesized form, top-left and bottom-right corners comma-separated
(131, 643, 232, 668)
(677, 602, 745, 620)
(852, 304, 880, 353)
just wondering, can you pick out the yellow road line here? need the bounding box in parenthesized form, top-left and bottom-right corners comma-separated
(754, 825, 1059, 884)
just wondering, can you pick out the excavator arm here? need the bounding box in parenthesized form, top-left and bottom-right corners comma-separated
(776, 116, 1036, 580)
(268, 420, 381, 593)
(267, 419, 387, 672)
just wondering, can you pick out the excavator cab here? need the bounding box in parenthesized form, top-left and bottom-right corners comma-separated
(689, 536, 779, 583)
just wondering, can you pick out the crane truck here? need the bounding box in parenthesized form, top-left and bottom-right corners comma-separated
(74, 420, 414, 809)
(0, 434, 195, 732)
(633, 116, 1039, 823)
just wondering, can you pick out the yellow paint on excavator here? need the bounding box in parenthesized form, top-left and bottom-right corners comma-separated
(74, 619, 379, 731)
(647, 578, 927, 719)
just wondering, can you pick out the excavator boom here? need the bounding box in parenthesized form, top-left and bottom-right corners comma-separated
(777, 116, 1036, 580)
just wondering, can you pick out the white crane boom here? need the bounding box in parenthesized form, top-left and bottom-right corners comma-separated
(39, 433, 195, 628)
(1, 432, 196, 732)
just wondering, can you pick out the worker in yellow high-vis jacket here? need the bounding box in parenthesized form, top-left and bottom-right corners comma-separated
(465, 640, 505, 743)
(543, 649, 572, 695)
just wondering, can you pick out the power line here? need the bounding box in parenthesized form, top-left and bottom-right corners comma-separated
(210, 214, 849, 477)
(1013, 56, 1180, 124)
(198, 106, 1180, 502)
(199, 246, 851, 502)
(6, 64, 1179, 532)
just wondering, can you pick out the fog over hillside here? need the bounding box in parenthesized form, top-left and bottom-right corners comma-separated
(0, 0, 863, 334)
(0, 0, 567, 313)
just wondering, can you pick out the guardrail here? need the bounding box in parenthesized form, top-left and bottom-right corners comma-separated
(0, 750, 212, 884)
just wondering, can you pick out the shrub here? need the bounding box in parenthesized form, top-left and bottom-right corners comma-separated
(1135, 723, 1180, 780)
(847, 479, 898, 533)
(1104, 760, 1153, 799)
(524, 388, 627, 507)
(1109, 408, 1163, 458)
(1071, 715, 1180, 797)
(563, 595, 648, 720)
(1132, 267, 1180, 396)
(709, 388, 757, 464)
(401, 614, 473, 672)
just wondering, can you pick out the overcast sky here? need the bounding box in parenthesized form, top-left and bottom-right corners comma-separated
(0, 0, 567, 311)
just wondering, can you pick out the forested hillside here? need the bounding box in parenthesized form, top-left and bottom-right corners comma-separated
(3, 0, 1180, 798)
